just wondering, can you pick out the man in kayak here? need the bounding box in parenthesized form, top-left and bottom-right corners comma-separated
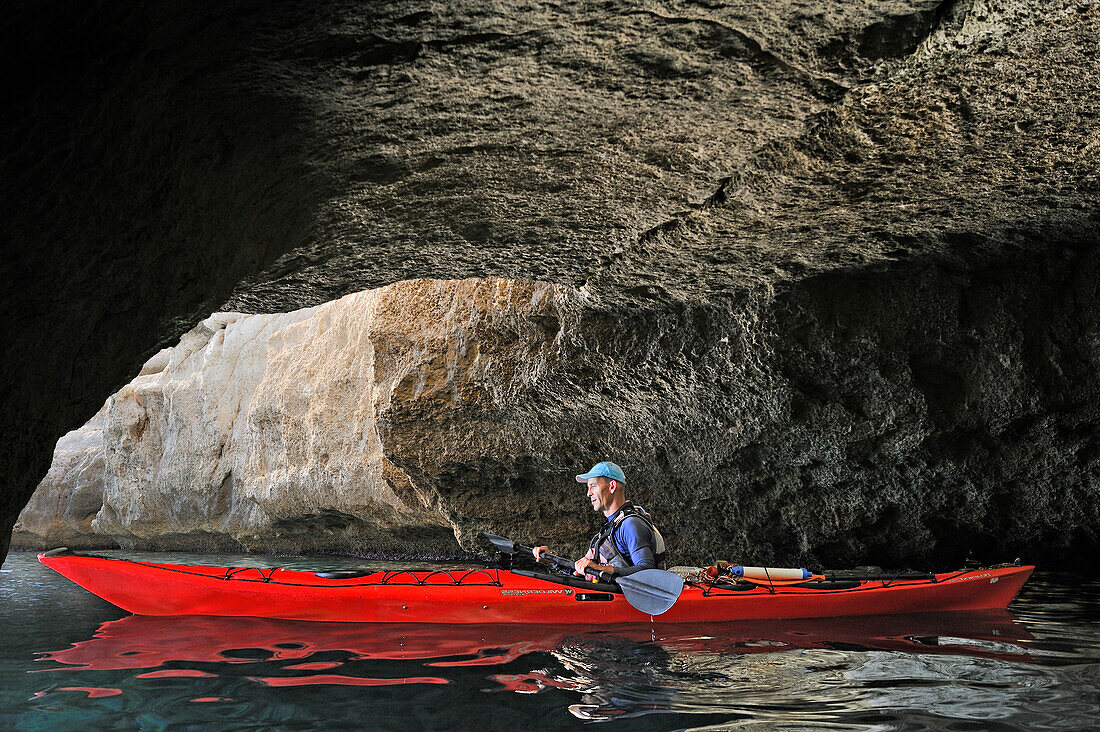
(533, 461, 666, 578)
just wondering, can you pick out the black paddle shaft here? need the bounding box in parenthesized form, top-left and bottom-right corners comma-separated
(483, 532, 597, 577)
(482, 532, 684, 615)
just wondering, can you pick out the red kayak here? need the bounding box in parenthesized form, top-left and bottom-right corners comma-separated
(39, 548, 1034, 624)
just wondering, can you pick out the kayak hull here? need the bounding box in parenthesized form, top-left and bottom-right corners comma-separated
(39, 551, 1034, 624)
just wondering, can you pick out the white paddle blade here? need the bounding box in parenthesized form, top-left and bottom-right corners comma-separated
(617, 569, 684, 616)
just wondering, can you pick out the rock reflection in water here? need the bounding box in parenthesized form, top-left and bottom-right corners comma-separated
(520, 612, 1035, 723)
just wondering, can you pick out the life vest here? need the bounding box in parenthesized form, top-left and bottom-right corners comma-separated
(588, 502, 667, 570)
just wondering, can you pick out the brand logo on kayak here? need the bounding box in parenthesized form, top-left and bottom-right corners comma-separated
(946, 572, 992, 583)
(501, 589, 573, 596)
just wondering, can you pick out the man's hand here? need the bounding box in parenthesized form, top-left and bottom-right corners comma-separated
(573, 556, 598, 576)
(574, 554, 613, 578)
(533, 546, 611, 578)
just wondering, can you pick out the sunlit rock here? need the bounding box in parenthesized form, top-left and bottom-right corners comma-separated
(12, 406, 113, 549)
(15, 278, 579, 555)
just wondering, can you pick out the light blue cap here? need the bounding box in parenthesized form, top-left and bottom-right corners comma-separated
(576, 461, 626, 483)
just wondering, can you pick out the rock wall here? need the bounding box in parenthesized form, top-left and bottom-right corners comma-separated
(13, 405, 115, 550)
(0, 0, 334, 563)
(16, 278, 582, 555)
(17, 252, 1100, 568)
(5, 0, 1098, 566)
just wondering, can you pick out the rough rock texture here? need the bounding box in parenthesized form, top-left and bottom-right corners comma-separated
(12, 405, 116, 550)
(1, 0, 334, 563)
(4, 0, 1099, 567)
(19, 279, 582, 555)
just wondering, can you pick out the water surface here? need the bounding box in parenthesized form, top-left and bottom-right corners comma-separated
(3, 551, 1098, 730)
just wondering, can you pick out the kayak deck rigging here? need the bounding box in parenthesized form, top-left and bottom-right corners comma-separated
(84, 555, 507, 589)
(37, 548, 1035, 625)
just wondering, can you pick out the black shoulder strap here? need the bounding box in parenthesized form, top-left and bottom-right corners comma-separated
(590, 502, 635, 553)
(612, 504, 666, 565)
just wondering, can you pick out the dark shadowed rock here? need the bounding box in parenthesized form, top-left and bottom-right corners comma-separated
(4, 0, 1098, 568)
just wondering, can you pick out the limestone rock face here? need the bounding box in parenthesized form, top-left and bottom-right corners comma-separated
(12, 405, 114, 549)
(15, 279, 579, 555)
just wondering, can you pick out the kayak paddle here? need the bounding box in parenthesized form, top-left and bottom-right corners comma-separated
(483, 532, 684, 616)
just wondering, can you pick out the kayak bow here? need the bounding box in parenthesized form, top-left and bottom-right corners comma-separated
(38, 548, 1034, 625)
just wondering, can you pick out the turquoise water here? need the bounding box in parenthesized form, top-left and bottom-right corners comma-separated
(3, 551, 1099, 730)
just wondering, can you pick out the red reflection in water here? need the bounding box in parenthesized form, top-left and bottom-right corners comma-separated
(135, 669, 218, 679)
(55, 686, 123, 698)
(251, 674, 450, 687)
(489, 673, 579, 693)
(33, 610, 1034, 693)
(37, 616, 567, 671)
(283, 661, 344, 671)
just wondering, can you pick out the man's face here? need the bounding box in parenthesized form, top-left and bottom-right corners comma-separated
(586, 477, 616, 514)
